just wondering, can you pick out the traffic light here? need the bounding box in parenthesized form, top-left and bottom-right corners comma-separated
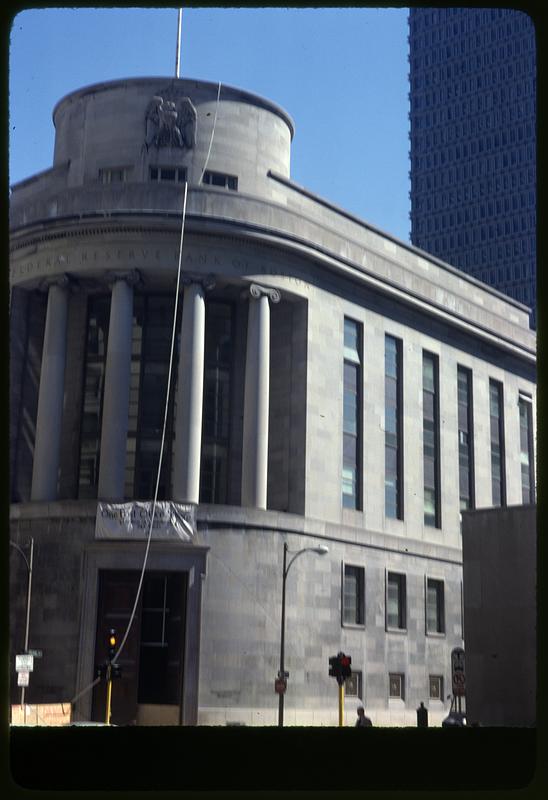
(329, 655, 340, 680)
(107, 629, 117, 662)
(328, 652, 352, 685)
(339, 653, 352, 680)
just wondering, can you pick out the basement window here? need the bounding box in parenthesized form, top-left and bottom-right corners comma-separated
(202, 170, 238, 190)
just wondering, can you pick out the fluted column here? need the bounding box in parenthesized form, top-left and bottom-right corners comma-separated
(241, 283, 281, 509)
(98, 271, 139, 501)
(31, 276, 70, 501)
(172, 279, 210, 504)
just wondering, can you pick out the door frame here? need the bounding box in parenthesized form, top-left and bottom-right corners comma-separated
(74, 541, 208, 725)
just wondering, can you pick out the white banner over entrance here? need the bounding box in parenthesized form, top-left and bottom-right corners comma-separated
(95, 502, 196, 541)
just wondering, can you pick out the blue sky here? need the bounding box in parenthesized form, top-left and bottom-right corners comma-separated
(9, 6, 411, 242)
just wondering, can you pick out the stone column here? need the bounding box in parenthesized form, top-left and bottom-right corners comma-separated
(98, 271, 139, 501)
(241, 283, 280, 509)
(31, 277, 70, 501)
(172, 280, 207, 504)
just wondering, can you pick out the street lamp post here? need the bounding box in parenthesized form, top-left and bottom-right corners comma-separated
(10, 538, 34, 717)
(278, 541, 328, 727)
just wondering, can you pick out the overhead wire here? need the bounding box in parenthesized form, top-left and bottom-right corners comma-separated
(69, 76, 223, 719)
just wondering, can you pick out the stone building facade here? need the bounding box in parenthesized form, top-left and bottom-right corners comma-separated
(9, 77, 536, 726)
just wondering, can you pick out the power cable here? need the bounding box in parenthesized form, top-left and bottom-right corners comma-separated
(69, 80, 223, 718)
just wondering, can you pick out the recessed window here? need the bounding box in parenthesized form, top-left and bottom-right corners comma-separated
(386, 572, 406, 631)
(345, 670, 363, 699)
(426, 578, 445, 634)
(389, 672, 405, 700)
(342, 318, 363, 510)
(489, 380, 506, 506)
(519, 393, 535, 504)
(99, 167, 130, 184)
(429, 675, 444, 700)
(385, 335, 403, 519)
(457, 366, 475, 510)
(202, 170, 238, 190)
(149, 166, 187, 183)
(342, 564, 365, 626)
(423, 352, 441, 527)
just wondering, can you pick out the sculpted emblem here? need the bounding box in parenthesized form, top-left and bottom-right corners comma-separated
(144, 91, 197, 151)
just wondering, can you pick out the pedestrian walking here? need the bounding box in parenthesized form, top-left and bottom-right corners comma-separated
(355, 706, 373, 727)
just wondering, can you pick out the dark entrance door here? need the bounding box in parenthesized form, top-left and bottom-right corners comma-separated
(91, 570, 186, 725)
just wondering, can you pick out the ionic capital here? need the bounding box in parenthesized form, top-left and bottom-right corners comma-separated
(38, 273, 73, 293)
(182, 272, 216, 292)
(105, 269, 142, 288)
(245, 283, 281, 304)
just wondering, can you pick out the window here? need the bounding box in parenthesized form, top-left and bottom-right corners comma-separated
(423, 352, 441, 526)
(202, 170, 238, 190)
(342, 564, 365, 626)
(386, 572, 406, 630)
(457, 366, 475, 510)
(99, 167, 130, 183)
(345, 670, 363, 699)
(426, 578, 445, 634)
(385, 336, 403, 519)
(342, 318, 362, 509)
(138, 572, 186, 705)
(429, 675, 443, 700)
(78, 296, 111, 498)
(149, 166, 187, 183)
(519, 394, 535, 503)
(131, 295, 179, 500)
(489, 380, 506, 506)
(389, 672, 405, 700)
(200, 303, 234, 504)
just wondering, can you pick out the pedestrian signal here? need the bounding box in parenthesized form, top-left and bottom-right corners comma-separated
(340, 653, 352, 679)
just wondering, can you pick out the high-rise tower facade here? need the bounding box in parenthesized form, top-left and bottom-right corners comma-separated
(408, 8, 536, 326)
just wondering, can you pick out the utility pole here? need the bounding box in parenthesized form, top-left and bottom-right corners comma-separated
(175, 8, 182, 78)
(10, 538, 34, 722)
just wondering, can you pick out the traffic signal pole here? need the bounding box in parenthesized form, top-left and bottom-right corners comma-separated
(338, 682, 345, 727)
(105, 663, 113, 725)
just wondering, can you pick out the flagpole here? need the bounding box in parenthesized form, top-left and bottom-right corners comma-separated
(175, 8, 182, 78)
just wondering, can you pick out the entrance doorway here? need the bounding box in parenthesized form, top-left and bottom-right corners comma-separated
(91, 569, 187, 725)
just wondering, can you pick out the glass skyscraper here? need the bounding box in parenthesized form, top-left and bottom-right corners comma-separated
(408, 8, 536, 326)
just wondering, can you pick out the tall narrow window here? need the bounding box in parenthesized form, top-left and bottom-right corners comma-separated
(426, 577, 445, 634)
(519, 393, 535, 503)
(78, 296, 111, 499)
(423, 352, 440, 526)
(342, 318, 362, 509)
(489, 380, 506, 506)
(386, 572, 406, 630)
(385, 335, 403, 519)
(200, 302, 233, 504)
(342, 564, 365, 626)
(132, 296, 179, 500)
(457, 366, 475, 510)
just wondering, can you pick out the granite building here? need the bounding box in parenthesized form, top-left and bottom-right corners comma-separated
(9, 76, 536, 726)
(408, 7, 536, 326)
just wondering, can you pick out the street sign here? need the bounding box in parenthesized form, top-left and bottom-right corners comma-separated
(274, 678, 287, 695)
(17, 670, 29, 687)
(451, 647, 466, 696)
(27, 649, 42, 659)
(16, 654, 34, 673)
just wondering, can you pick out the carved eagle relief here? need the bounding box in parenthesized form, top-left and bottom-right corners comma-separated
(144, 90, 197, 151)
